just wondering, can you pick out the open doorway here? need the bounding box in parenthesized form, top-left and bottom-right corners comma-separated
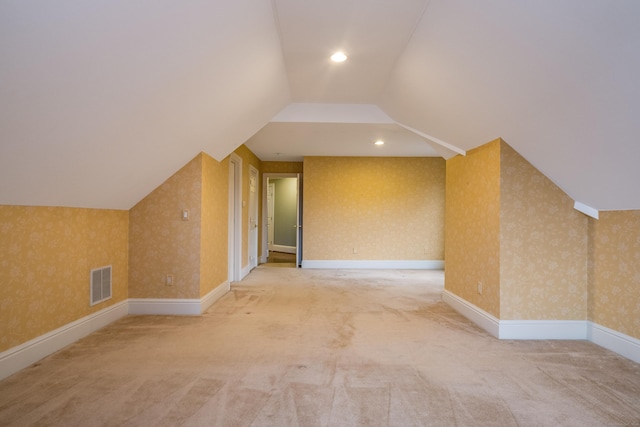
(262, 174, 302, 267)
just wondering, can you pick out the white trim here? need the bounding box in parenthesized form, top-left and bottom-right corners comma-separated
(442, 291, 640, 363)
(248, 165, 259, 271)
(499, 320, 587, 340)
(241, 264, 251, 280)
(394, 121, 466, 156)
(442, 290, 586, 340)
(129, 280, 230, 316)
(589, 322, 640, 364)
(301, 260, 444, 269)
(262, 173, 300, 265)
(271, 245, 296, 254)
(441, 290, 500, 338)
(0, 282, 232, 381)
(128, 298, 201, 316)
(200, 281, 231, 313)
(228, 153, 242, 283)
(0, 300, 128, 381)
(574, 201, 599, 219)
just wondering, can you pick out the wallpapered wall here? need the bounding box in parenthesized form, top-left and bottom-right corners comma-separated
(200, 153, 230, 298)
(500, 142, 588, 320)
(129, 155, 203, 299)
(445, 140, 501, 317)
(0, 206, 128, 352)
(262, 161, 303, 174)
(589, 210, 640, 339)
(129, 145, 261, 301)
(303, 157, 445, 261)
(446, 139, 589, 321)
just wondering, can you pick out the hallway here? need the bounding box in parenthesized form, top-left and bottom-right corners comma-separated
(1, 267, 639, 426)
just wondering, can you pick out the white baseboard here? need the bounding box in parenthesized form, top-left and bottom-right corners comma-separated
(442, 290, 640, 364)
(200, 281, 230, 313)
(129, 281, 230, 316)
(0, 282, 232, 381)
(241, 265, 251, 280)
(441, 290, 500, 337)
(271, 245, 296, 254)
(0, 300, 128, 381)
(589, 322, 640, 364)
(499, 320, 588, 340)
(301, 260, 445, 269)
(200, 281, 231, 314)
(128, 298, 201, 315)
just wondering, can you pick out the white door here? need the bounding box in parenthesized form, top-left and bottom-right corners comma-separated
(267, 182, 275, 252)
(295, 174, 302, 268)
(248, 166, 259, 270)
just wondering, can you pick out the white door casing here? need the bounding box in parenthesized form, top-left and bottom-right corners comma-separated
(228, 154, 242, 282)
(267, 182, 275, 252)
(262, 173, 301, 266)
(248, 165, 259, 270)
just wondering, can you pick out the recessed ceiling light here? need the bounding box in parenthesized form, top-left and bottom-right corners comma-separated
(374, 140, 384, 146)
(331, 51, 347, 63)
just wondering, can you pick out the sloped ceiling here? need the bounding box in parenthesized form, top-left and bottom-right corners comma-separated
(1, 1, 639, 211)
(380, 0, 640, 211)
(0, 0, 290, 209)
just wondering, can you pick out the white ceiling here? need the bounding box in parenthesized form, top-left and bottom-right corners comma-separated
(1, 1, 639, 211)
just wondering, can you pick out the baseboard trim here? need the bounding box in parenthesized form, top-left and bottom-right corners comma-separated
(441, 290, 500, 338)
(442, 290, 640, 363)
(129, 281, 229, 316)
(200, 281, 230, 313)
(0, 282, 232, 381)
(272, 245, 296, 254)
(128, 298, 201, 315)
(241, 265, 251, 280)
(0, 300, 129, 381)
(499, 320, 588, 340)
(301, 260, 445, 269)
(589, 322, 640, 364)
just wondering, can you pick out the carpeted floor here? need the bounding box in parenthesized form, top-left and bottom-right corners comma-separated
(1, 267, 639, 426)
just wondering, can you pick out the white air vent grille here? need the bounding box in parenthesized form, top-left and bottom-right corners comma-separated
(90, 265, 112, 306)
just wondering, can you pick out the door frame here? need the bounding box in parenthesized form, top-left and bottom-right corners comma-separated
(248, 165, 259, 271)
(261, 173, 302, 266)
(228, 153, 242, 282)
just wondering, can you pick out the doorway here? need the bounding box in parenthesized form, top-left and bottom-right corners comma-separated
(262, 173, 302, 267)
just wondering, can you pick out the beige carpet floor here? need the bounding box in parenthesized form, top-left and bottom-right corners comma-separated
(1, 267, 639, 426)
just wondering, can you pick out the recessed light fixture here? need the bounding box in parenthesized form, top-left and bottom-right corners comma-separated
(374, 140, 385, 146)
(330, 51, 347, 63)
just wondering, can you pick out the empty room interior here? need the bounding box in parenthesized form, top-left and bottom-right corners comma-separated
(1, 1, 640, 425)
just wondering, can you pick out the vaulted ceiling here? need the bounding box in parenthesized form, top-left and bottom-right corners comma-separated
(1, 1, 639, 211)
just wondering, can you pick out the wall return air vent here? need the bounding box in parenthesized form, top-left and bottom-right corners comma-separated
(90, 265, 112, 306)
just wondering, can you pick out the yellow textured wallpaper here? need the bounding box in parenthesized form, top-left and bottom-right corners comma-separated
(445, 140, 501, 317)
(262, 161, 303, 174)
(303, 157, 445, 261)
(500, 142, 588, 320)
(129, 155, 202, 299)
(589, 210, 640, 339)
(0, 206, 128, 352)
(200, 153, 230, 297)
